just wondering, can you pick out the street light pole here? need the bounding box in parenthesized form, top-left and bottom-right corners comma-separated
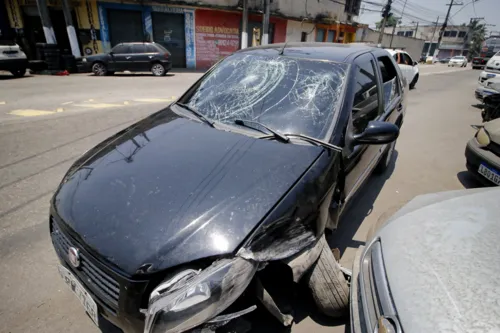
(241, 0, 248, 49)
(426, 17, 440, 58)
(262, 0, 270, 45)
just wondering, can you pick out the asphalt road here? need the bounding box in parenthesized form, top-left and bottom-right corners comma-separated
(0, 65, 484, 333)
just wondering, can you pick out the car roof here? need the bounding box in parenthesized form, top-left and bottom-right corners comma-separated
(237, 42, 383, 63)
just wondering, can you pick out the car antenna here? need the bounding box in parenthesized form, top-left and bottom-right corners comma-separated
(279, 42, 288, 55)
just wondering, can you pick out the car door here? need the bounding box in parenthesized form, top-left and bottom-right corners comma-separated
(343, 53, 384, 201)
(110, 44, 133, 71)
(401, 52, 416, 83)
(129, 44, 150, 71)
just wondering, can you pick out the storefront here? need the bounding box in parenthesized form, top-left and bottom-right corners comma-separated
(315, 23, 356, 44)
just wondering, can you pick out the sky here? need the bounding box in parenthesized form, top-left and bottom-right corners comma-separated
(359, 0, 500, 35)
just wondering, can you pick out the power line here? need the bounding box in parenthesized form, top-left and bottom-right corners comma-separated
(451, 0, 482, 18)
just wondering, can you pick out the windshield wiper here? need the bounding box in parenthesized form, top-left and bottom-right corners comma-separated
(234, 119, 289, 143)
(175, 102, 215, 127)
(283, 134, 342, 152)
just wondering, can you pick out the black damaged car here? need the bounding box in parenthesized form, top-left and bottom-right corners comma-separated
(50, 43, 406, 333)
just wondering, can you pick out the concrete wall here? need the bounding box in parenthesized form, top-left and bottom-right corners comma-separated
(356, 28, 426, 61)
(285, 20, 315, 42)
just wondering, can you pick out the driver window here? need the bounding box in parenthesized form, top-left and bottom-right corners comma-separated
(352, 56, 380, 135)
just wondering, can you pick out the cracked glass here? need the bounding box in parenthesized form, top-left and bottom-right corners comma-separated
(183, 53, 349, 140)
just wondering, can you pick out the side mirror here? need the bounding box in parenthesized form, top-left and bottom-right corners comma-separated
(109, 51, 114, 56)
(413, 61, 418, 66)
(353, 121, 399, 145)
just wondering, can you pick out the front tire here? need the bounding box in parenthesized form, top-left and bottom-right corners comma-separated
(10, 68, 26, 77)
(306, 235, 349, 318)
(92, 62, 107, 76)
(151, 63, 166, 76)
(409, 73, 418, 90)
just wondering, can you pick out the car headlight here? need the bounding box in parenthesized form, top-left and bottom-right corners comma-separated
(476, 127, 491, 146)
(82, 58, 87, 63)
(144, 257, 257, 333)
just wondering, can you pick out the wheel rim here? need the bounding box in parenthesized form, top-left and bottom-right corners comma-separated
(152, 64, 164, 76)
(93, 63, 105, 75)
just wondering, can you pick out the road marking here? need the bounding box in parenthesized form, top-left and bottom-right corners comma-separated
(73, 103, 122, 109)
(61, 101, 73, 105)
(421, 68, 468, 76)
(88, 99, 94, 102)
(9, 109, 55, 117)
(124, 101, 129, 105)
(56, 108, 64, 112)
(0, 101, 6, 105)
(133, 98, 175, 103)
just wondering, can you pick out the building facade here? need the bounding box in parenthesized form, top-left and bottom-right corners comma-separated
(384, 24, 469, 58)
(3, 0, 361, 69)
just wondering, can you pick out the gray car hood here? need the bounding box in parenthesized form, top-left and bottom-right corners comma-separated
(484, 118, 500, 144)
(377, 188, 500, 333)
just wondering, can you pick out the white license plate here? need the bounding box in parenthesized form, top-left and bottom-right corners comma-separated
(58, 265, 99, 326)
(478, 164, 500, 185)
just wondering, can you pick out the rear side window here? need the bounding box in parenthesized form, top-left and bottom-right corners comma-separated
(130, 44, 147, 53)
(111, 44, 131, 54)
(352, 55, 380, 134)
(377, 56, 400, 108)
(146, 44, 158, 53)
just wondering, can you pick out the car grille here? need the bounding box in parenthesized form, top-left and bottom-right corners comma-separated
(51, 220, 120, 313)
(359, 241, 400, 332)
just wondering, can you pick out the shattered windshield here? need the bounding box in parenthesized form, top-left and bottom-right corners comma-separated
(183, 53, 349, 139)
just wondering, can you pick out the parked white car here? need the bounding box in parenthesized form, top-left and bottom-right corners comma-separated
(475, 70, 500, 101)
(387, 49, 419, 89)
(485, 51, 500, 72)
(448, 55, 467, 67)
(0, 40, 28, 77)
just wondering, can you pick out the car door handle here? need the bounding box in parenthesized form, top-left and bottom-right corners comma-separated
(397, 104, 403, 112)
(126, 56, 131, 59)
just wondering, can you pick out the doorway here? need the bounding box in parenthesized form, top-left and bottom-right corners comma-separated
(152, 12, 186, 68)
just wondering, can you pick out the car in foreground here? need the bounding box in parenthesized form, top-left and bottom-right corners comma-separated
(350, 187, 500, 333)
(0, 39, 28, 77)
(484, 51, 500, 72)
(81, 42, 172, 76)
(448, 55, 467, 67)
(388, 49, 419, 89)
(466, 118, 500, 185)
(50, 43, 406, 333)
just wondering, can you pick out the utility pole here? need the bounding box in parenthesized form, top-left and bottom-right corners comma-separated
(412, 21, 419, 38)
(378, 0, 393, 45)
(261, 0, 270, 45)
(61, 0, 81, 57)
(426, 17, 440, 58)
(435, 0, 463, 57)
(241, 0, 248, 49)
(389, 17, 401, 48)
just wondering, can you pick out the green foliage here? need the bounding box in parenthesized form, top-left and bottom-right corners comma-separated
(376, 15, 398, 30)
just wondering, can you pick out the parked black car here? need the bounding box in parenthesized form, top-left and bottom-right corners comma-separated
(50, 43, 406, 333)
(82, 42, 172, 76)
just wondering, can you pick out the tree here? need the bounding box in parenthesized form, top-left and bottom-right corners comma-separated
(468, 19, 487, 58)
(376, 15, 398, 30)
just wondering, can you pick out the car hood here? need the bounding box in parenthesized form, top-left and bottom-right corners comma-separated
(52, 108, 323, 276)
(377, 188, 500, 333)
(484, 117, 500, 143)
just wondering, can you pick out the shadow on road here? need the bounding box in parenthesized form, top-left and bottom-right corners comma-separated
(328, 150, 399, 258)
(0, 73, 31, 80)
(457, 170, 486, 189)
